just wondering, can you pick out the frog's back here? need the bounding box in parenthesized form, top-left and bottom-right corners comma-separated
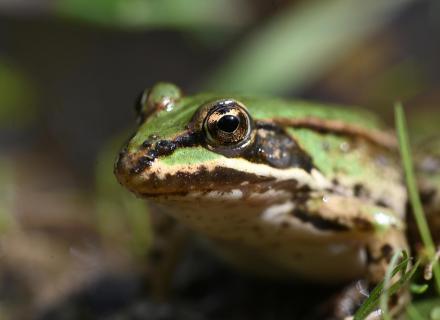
(234, 96, 384, 130)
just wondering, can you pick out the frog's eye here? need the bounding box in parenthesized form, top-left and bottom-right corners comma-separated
(203, 100, 254, 154)
(135, 83, 182, 123)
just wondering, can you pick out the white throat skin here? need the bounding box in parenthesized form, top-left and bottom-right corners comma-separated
(149, 169, 369, 283)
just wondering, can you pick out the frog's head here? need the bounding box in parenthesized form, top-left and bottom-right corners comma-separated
(115, 83, 322, 201)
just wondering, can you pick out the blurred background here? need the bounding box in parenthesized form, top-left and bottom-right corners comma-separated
(0, 0, 439, 319)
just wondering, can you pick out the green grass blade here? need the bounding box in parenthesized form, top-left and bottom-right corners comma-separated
(381, 251, 403, 320)
(354, 254, 413, 319)
(395, 103, 440, 294)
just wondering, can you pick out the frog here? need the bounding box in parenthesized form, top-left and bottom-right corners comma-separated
(114, 82, 439, 319)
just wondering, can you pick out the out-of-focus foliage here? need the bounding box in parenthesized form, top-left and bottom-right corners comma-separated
(0, 158, 15, 233)
(56, 0, 252, 29)
(0, 61, 36, 127)
(407, 299, 440, 319)
(409, 112, 440, 143)
(206, 0, 415, 95)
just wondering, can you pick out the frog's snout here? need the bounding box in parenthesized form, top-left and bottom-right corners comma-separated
(114, 148, 139, 189)
(114, 137, 185, 196)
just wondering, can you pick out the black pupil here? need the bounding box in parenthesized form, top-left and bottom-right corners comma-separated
(217, 114, 240, 133)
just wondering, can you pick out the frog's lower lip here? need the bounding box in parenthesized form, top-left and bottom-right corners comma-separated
(115, 157, 279, 197)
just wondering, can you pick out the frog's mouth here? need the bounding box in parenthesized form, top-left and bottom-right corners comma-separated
(115, 149, 275, 197)
(114, 144, 324, 200)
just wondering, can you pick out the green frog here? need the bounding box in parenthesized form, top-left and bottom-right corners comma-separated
(114, 82, 439, 318)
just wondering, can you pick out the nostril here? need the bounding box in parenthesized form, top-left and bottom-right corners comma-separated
(155, 140, 177, 154)
(145, 149, 158, 160)
(141, 141, 152, 149)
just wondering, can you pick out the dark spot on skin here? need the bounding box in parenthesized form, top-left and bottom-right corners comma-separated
(353, 183, 371, 199)
(381, 244, 394, 262)
(389, 294, 400, 309)
(366, 244, 395, 264)
(243, 122, 314, 172)
(353, 184, 363, 197)
(292, 209, 349, 232)
(155, 140, 177, 154)
(332, 178, 339, 186)
(146, 149, 158, 160)
(174, 131, 203, 147)
(375, 200, 390, 208)
(131, 156, 154, 174)
(292, 185, 312, 204)
(352, 217, 374, 231)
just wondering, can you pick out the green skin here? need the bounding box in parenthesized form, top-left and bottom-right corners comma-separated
(115, 83, 439, 317)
